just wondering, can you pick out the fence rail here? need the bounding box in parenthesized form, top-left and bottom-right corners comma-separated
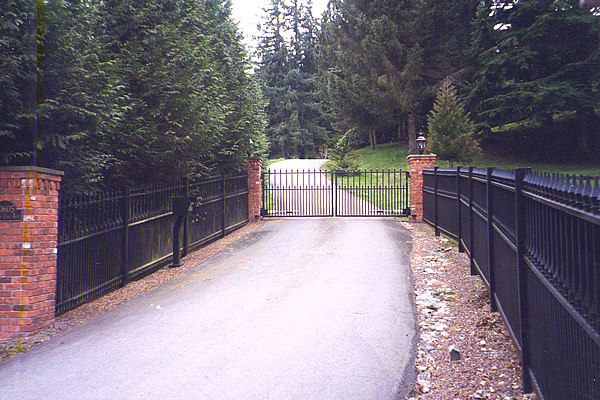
(56, 173, 248, 314)
(423, 167, 600, 400)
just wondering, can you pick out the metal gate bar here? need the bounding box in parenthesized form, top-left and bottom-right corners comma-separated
(262, 168, 409, 217)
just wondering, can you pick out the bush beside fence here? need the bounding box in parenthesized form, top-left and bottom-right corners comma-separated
(423, 166, 600, 400)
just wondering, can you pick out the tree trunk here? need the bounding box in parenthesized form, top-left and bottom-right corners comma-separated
(576, 106, 595, 160)
(369, 128, 375, 150)
(407, 110, 417, 152)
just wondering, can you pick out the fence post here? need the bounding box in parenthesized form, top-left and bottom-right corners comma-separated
(487, 167, 497, 312)
(120, 188, 130, 287)
(515, 167, 533, 393)
(243, 158, 263, 221)
(183, 177, 190, 257)
(469, 167, 477, 276)
(222, 174, 227, 237)
(434, 166, 439, 236)
(0, 166, 62, 342)
(407, 154, 437, 221)
(456, 167, 464, 252)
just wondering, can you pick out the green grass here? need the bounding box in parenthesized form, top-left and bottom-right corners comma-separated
(343, 142, 600, 176)
(329, 143, 411, 172)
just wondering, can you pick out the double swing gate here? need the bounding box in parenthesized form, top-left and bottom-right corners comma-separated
(262, 168, 410, 217)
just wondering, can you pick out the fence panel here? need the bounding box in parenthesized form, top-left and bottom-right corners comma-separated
(423, 167, 600, 400)
(224, 173, 250, 233)
(56, 192, 125, 313)
(422, 169, 458, 238)
(57, 174, 248, 314)
(127, 182, 185, 279)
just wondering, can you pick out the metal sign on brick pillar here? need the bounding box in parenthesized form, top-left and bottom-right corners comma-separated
(262, 168, 410, 217)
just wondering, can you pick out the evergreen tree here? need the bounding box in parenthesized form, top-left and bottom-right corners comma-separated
(427, 78, 479, 168)
(87, 0, 265, 189)
(318, 0, 478, 152)
(0, 0, 38, 164)
(318, 0, 397, 150)
(468, 0, 600, 161)
(257, 0, 332, 158)
(39, 0, 127, 191)
(4, 0, 266, 191)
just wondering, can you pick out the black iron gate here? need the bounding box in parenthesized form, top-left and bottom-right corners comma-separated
(262, 168, 410, 217)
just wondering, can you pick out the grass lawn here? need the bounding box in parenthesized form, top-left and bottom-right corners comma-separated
(343, 142, 600, 177)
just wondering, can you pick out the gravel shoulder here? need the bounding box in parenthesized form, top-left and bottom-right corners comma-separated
(1, 219, 536, 400)
(404, 222, 537, 400)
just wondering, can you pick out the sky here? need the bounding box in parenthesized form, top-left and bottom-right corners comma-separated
(230, 0, 329, 48)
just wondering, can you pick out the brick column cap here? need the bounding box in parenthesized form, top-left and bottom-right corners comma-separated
(0, 166, 64, 176)
(407, 154, 437, 162)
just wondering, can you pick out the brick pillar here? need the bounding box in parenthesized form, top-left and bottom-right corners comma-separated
(408, 154, 436, 222)
(0, 166, 63, 341)
(243, 158, 263, 222)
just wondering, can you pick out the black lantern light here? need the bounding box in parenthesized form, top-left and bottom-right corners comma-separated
(416, 133, 427, 155)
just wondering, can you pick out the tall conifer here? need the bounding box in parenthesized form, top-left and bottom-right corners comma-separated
(427, 78, 479, 168)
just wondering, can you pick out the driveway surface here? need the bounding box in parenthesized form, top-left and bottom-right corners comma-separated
(1, 217, 417, 399)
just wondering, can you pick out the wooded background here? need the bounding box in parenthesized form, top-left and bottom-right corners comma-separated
(1, 0, 599, 192)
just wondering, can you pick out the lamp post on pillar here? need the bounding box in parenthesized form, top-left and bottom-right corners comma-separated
(416, 133, 427, 155)
(408, 135, 436, 221)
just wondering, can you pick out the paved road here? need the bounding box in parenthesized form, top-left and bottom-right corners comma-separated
(1, 218, 417, 400)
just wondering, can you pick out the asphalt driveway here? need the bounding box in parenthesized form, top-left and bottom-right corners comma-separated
(1, 217, 417, 399)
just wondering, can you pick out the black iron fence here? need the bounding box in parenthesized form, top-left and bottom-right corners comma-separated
(56, 173, 248, 314)
(423, 167, 600, 400)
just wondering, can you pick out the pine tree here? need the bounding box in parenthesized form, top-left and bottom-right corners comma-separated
(427, 78, 479, 168)
(468, 0, 600, 161)
(318, 0, 479, 153)
(257, 0, 332, 158)
(95, 0, 266, 188)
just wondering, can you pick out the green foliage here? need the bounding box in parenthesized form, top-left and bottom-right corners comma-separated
(347, 141, 600, 176)
(2, 0, 267, 192)
(256, 0, 334, 159)
(0, 0, 37, 164)
(467, 0, 600, 161)
(318, 0, 479, 152)
(427, 78, 479, 168)
(328, 134, 359, 170)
